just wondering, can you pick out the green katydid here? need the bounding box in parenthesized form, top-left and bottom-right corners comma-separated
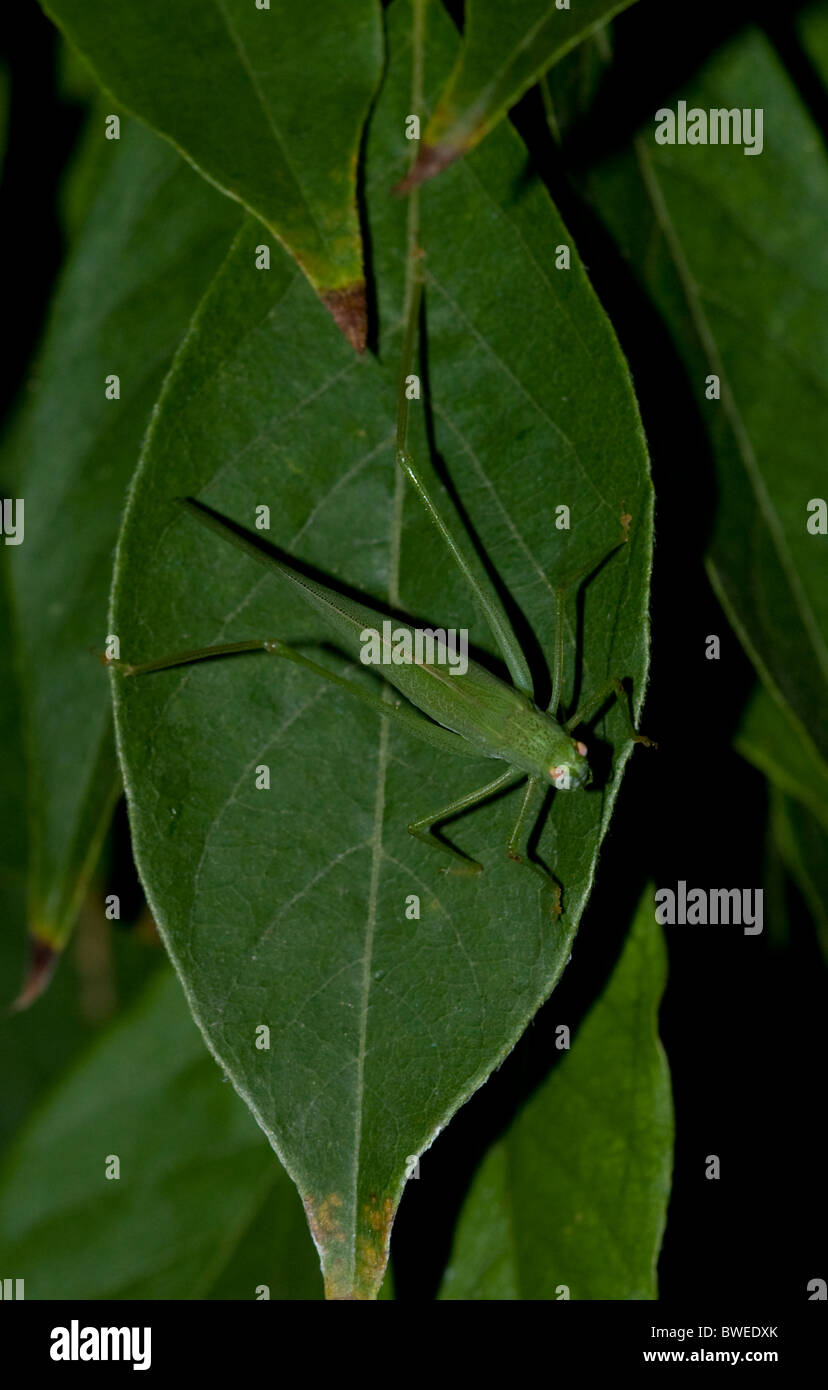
(108, 250, 652, 919)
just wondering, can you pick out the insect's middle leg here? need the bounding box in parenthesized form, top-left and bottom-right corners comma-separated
(408, 767, 523, 876)
(506, 775, 562, 918)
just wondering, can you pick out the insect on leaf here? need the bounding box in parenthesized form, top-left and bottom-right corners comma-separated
(110, 0, 653, 1300)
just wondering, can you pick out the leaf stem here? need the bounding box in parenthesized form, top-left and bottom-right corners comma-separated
(396, 0, 426, 464)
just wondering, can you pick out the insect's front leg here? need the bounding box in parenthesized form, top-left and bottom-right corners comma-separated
(408, 767, 522, 875)
(548, 520, 631, 718)
(506, 775, 562, 919)
(564, 676, 656, 748)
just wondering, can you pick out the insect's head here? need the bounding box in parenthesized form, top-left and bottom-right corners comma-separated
(548, 740, 591, 791)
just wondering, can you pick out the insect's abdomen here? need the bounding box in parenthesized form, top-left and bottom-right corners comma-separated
(394, 658, 531, 754)
(271, 565, 570, 773)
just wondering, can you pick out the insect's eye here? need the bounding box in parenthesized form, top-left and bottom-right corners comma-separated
(574, 740, 588, 757)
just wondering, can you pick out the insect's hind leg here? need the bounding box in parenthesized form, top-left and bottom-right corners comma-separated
(408, 767, 523, 876)
(506, 775, 562, 918)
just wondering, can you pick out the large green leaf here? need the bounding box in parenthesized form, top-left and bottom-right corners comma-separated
(1, 259, 140, 1146)
(0, 970, 323, 1298)
(4, 120, 240, 992)
(0, 504, 29, 1034)
(586, 29, 828, 763)
(439, 888, 672, 1299)
(398, 0, 640, 189)
(110, 0, 652, 1300)
(735, 684, 828, 963)
(40, 0, 383, 350)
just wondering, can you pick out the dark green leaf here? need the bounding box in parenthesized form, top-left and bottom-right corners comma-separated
(587, 30, 828, 762)
(0, 970, 323, 1298)
(439, 887, 672, 1299)
(0, 544, 25, 897)
(111, 0, 652, 1299)
(55, 40, 115, 242)
(40, 0, 384, 349)
(798, 1, 828, 77)
(735, 684, 828, 962)
(735, 686, 828, 834)
(0, 534, 30, 1032)
(541, 23, 612, 146)
(1, 470, 157, 1143)
(399, 0, 640, 189)
(4, 120, 240, 981)
(769, 789, 828, 963)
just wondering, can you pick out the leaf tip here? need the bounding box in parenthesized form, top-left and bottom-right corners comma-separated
(9, 933, 61, 1012)
(321, 283, 368, 354)
(304, 1190, 394, 1300)
(392, 143, 462, 195)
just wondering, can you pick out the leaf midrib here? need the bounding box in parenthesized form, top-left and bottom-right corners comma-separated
(348, 441, 408, 1292)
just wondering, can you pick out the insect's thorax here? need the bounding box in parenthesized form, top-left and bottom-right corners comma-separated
(407, 660, 582, 782)
(499, 700, 578, 779)
(450, 678, 589, 788)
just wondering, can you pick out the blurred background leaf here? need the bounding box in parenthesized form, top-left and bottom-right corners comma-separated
(55, 41, 115, 243)
(736, 684, 828, 963)
(540, 22, 612, 146)
(769, 788, 828, 963)
(1, 372, 160, 1149)
(586, 29, 828, 763)
(735, 685, 828, 833)
(0, 969, 323, 1298)
(439, 888, 672, 1299)
(798, 0, 828, 76)
(2, 117, 240, 995)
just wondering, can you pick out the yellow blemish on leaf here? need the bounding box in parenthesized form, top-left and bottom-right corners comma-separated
(304, 1190, 346, 1261)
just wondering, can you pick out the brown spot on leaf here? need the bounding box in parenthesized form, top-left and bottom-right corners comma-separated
(392, 143, 464, 196)
(304, 1191, 345, 1247)
(355, 1194, 394, 1294)
(10, 934, 60, 1012)
(321, 284, 367, 354)
(304, 1190, 396, 1299)
(364, 1193, 393, 1234)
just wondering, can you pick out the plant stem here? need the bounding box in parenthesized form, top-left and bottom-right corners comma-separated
(396, 0, 426, 465)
